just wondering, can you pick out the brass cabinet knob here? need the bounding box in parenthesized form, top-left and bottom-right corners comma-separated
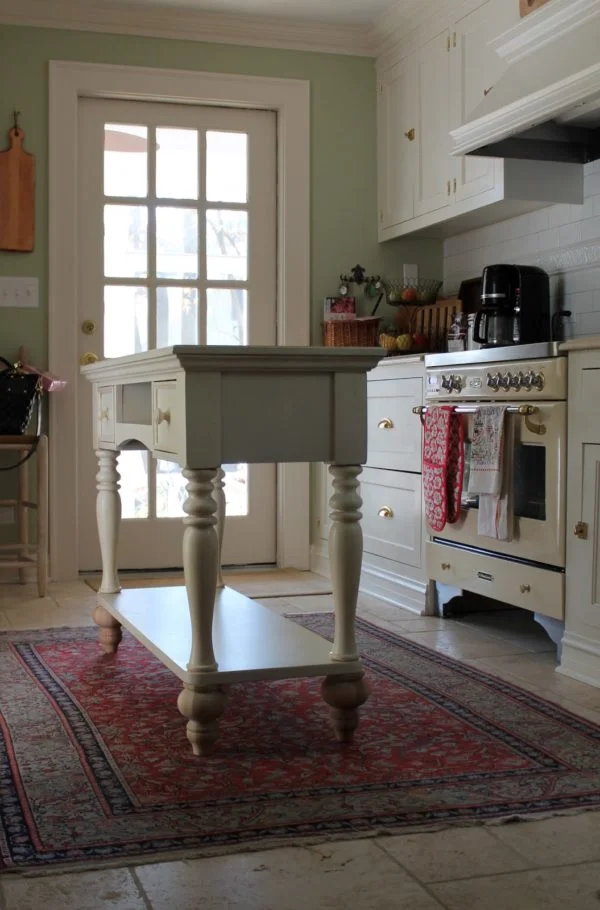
(520, 584, 531, 594)
(404, 128, 415, 141)
(156, 408, 171, 426)
(377, 417, 394, 430)
(441, 563, 451, 570)
(80, 351, 99, 365)
(574, 522, 588, 540)
(378, 507, 394, 519)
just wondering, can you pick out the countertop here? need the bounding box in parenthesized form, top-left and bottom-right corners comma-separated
(373, 353, 426, 365)
(560, 336, 600, 352)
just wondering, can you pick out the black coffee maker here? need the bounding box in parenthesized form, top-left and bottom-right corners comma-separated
(473, 264, 551, 348)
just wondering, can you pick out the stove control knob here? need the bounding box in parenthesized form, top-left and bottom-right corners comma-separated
(441, 374, 451, 391)
(511, 371, 524, 390)
(498, 372, 512, 391)
(486, 372, 500, 391)
(531, 371, 545, 391)
(450, 374, 463, 393)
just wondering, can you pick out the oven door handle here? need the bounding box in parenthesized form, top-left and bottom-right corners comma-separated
(413, 405, 538, 416)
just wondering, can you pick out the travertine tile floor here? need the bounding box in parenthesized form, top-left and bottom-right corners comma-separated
(2, 573, 600, 909)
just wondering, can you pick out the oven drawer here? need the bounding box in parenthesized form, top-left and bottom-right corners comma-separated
(426, 541, 564, 619)
(367, 377, 422, 472)
(361, 467, 422, 568)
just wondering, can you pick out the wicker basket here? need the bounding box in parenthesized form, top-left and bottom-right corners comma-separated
(323, 317, 381, 347)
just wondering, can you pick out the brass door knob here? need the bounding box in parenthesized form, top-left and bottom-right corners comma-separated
(377, 417, 394, 430)
(378, 506, 393, 519)
(80, 351, 99, 365)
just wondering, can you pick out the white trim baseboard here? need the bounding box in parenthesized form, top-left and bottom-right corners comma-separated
(48, 60, 310, 580)
(310, 542, 427, 616)
(558, 631, 600, 688)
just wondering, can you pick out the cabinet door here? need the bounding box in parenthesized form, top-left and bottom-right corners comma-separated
(377, 56, 417, 230)
(414, 30, 451, 218)
(569, 444, 600, 613)
(451, 1, 505, 203)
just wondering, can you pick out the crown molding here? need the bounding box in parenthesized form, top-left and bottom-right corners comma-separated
(0, 0, 376, 56)
(492, 0, 600, 65)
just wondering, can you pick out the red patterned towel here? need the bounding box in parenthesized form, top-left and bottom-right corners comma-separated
(423, 406, 465, 532)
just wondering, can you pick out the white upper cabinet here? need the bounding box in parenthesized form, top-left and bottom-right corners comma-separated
(377, 55, 416, 230)
(414, 30, 451, 217)
(376, 0, 583, 241)
(450, 1, 504, 203)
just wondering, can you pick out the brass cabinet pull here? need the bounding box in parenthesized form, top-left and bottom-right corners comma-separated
(447, 180, 451, 196)
(377, 417, 394, 430)
(156, 408, 171, 426)
(378, 507, 393, 519)
(520, 584, 531, 594)
(80, 351, 99, 365)
(441, 563, 451, 570)
(574, 522, 588, 540)
(453, 178, 457, 194)
(405, 128, 415, 141)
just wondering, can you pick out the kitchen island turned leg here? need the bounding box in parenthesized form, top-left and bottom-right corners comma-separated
(323, 464, 369, 741)
(179, 466, 223, 754)
(94, 449, 122, 653)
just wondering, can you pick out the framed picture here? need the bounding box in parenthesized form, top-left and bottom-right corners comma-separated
(324, 296, 356, 320)
(520, 0, 552, 17)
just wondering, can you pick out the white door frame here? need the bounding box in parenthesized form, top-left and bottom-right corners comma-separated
(48, 60, 310, 581)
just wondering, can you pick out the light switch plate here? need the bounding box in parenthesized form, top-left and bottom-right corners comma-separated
(0, 277, 39, 308)
(403, 264, 418, 283)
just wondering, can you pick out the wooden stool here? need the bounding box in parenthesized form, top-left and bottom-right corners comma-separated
(0, 434, 48, 597)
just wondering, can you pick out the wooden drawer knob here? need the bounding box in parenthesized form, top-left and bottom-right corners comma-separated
(156, 408, 171, 426)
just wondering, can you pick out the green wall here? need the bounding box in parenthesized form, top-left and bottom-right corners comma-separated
(0, 23, 442, 365)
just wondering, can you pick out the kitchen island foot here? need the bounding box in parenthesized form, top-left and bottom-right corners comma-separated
(177, 683, 228, 756)
(322, 672, 369, 742)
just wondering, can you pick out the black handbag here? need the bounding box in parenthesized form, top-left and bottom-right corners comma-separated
(0, 357, 43, 470)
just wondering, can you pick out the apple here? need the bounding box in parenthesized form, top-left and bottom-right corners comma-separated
(396, 333, 413, 352)
(401, 287, 418, 303)
(412, 333, 428, 350)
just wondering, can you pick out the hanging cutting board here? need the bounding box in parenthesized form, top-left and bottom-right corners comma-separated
(0, 128, 35, 252)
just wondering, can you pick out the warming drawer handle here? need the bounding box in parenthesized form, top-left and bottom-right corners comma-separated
(377, 417, 394, 430)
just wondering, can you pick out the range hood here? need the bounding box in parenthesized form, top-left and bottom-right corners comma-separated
(451, 0, 600, 164)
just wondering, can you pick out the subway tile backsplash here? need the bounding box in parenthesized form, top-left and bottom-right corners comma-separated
(443, 160, 600, 339)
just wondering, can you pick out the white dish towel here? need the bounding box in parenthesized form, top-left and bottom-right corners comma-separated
(467, 404, 512, 541)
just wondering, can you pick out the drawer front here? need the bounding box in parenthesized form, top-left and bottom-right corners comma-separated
(97, 386, 115, 443)
(426, 541, 564, 619)
(361, 467, 422, 568)
(153, 381, 179, 454)
(367, 377, 423, 472)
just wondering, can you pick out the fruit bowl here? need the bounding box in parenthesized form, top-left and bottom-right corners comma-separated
(384, 278, 443, 305)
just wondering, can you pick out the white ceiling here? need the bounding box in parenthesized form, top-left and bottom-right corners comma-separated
(121, 0, 397, 25)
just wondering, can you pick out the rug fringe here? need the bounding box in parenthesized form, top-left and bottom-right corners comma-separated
(5, 806, 600, 879)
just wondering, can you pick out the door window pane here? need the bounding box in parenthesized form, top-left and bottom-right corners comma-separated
(104, 286, 148, 358)
(157, 287, 198, 348)
(104, 205, 148, 278)
(206, 131, 247, 203)
(104, 124, 147, 198)
(156, 128, 198, 200)
(207, 289, 247, 345)
(206, 210, 248, 280)
(119, 451, 149, 519)
(156, 207, 198, 279)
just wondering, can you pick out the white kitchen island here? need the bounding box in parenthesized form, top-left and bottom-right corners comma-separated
(82, 346, 382, 755)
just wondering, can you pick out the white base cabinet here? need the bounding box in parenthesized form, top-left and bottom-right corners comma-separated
(559, 341, 600, 688)
(377, 0, 583, 242)
(312, 356, 428, 615)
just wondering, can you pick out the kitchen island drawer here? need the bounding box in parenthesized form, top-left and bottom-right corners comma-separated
(361, 467, 422, 568)
(426, 541, 564, 619)
(367, 377, 423, 472)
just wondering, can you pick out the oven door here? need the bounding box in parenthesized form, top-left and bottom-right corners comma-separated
(427, 401, 566, 568)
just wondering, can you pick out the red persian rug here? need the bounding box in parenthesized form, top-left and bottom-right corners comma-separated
(2, 614, 600, 871)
